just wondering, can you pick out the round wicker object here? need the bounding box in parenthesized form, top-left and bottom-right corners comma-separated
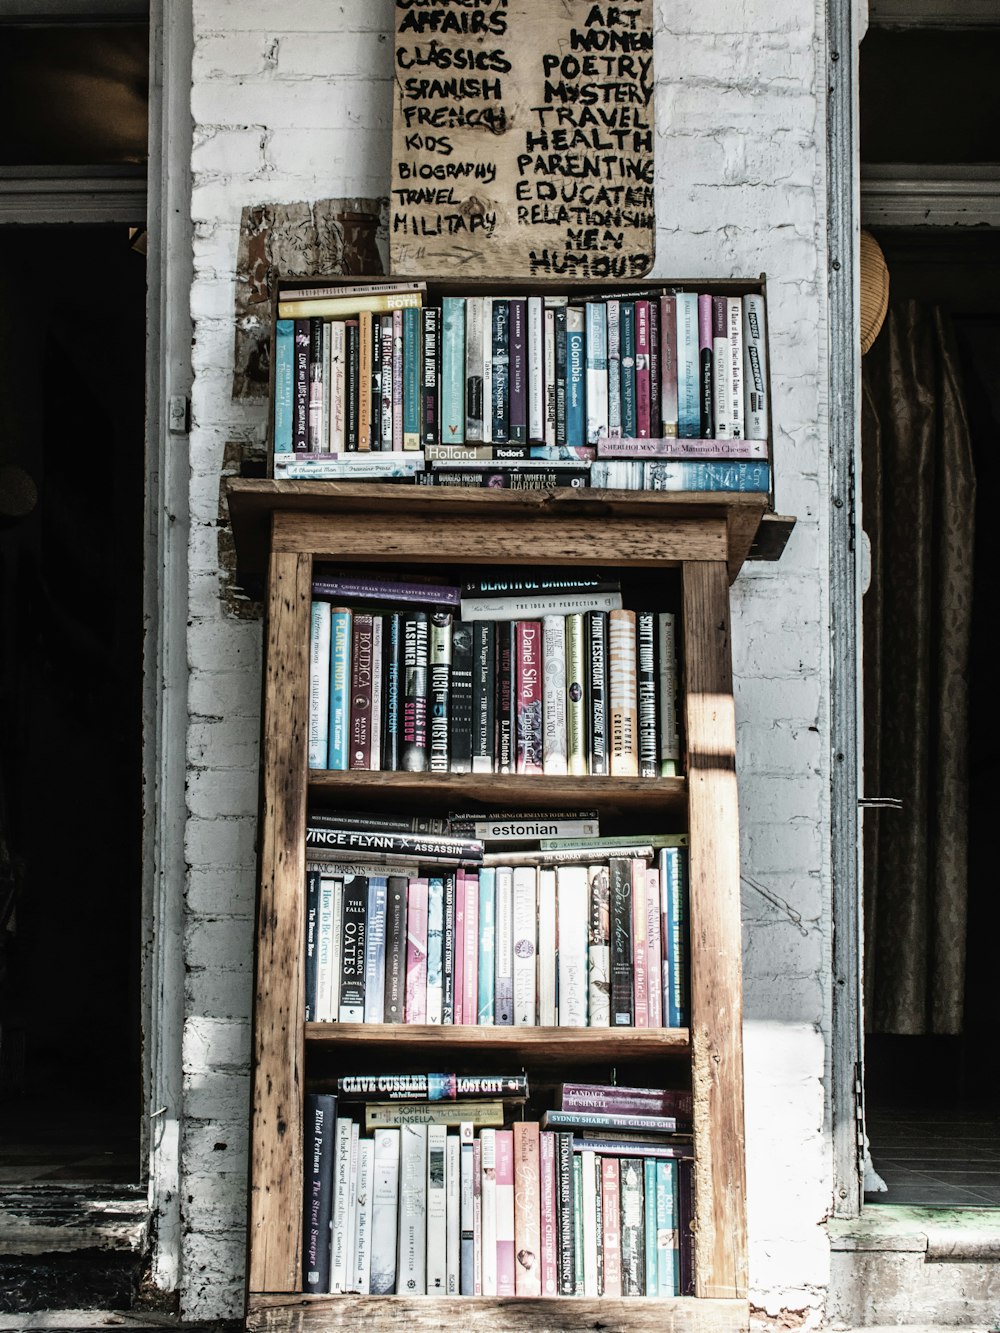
(860, 229, 890, 355)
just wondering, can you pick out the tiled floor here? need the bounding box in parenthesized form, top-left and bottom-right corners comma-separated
(866, 1105, 1000, 1207)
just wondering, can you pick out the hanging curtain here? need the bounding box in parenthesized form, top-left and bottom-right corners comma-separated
(862, 301, 976, 1035)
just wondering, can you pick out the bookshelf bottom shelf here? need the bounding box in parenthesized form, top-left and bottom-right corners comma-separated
(245, 1293, 749, 1332)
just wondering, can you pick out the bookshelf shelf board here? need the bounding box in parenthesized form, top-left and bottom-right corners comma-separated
(308, 770, 686, 817)
(304, 1023, 691, 1063)
(225, 478, 768, 584)
(246, 1293, 749, 1332)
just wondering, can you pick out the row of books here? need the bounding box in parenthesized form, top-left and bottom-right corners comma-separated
(308, 596, 682, 778)
(303, 844, 689, 1030)
(273, 281, 769, 464)
(303, 1081, 694, 1298)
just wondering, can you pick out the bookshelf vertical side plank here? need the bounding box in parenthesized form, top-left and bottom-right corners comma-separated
(682, 559, 748, 1301)
(249, 548, 312, 1293)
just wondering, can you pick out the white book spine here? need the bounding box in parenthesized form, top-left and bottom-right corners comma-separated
(512, 865, 537, 1026)
(727, 295, 744, 438)
(543, 307, 557, 446)
(557, 865, 589, 1026)
(587, 863, 611, 1029)
(479, 1128, 498, 1295)
(742, 292, 769, 439)
(528, 295, 545, 441)
(446, 1132, 461, 1294)
(494, 867, 514, 1026)
(330, 1116, 353, 1292)
(364, 876, 387, 1024)
(465, 296, 484, 441)
(370, 1128, 401, 1295)
(329, 875, 343, 1018)
(397, 1122, 428, 1295)
(352, 1137, 374, 1293)
(713, 312, 730, 439)
(315, 874, 335, 1023)
(426, 1124, 448, 1294)
(537, 868, 558, 1026)
(459, 590, 623, 621)
(345, 1123, 360, 1287)
(309, 602, 331, 768)
(473, 1140, 483, 1294)
(460, 1122, 475, 1294)
(582, 1148, 599, 1298)
(542, 614, 568, 776)
(426, 874, 444, 1025)
(329, 320, 346, 452)
(320, 321, 332, 453)
(585, 302, 609, 444)
(481, 296, 493, 444)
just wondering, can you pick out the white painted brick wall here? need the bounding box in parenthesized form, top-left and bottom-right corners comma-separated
(180, 0, 832, 1321)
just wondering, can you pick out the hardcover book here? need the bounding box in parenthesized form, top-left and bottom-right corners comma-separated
(565, 306, 586, 449)
(508, 297, 527, 443)
(404, 877, 428, 1024)
(676, 292, 700, 439)
(426, 1124, 448, 1293)
(274, 319, 294, 453)
(564, 612, 587, 777)
(383, 875, 408, 1023)
(495, 1129, 516, 1296)
(608, 608, 639, 777)
(397, 1123, 428, 1295)
(659, 293, 678, 437)
(539, 1131, 559, 1296)
(428, 610, 452, 774)
(401, 610, 429, 772)
(698, 292, 714, 438)
(302, 1092, 337, 1292)
(440, 296, 466, 443)
(743, 291, 770, 440)
(493, 865, 514, 1026)
(515, 620, 543, 775)
(513, 1121, 541, 1296)
(511, 864, 537, 1027)
(338, 875, 368, 1022)
(542, 614, 568, 776)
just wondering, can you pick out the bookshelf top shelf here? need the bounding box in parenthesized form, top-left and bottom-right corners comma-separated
(225, 479, 775, 583)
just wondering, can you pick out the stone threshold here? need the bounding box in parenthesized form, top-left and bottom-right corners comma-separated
(829, 1204, 1000, 1262)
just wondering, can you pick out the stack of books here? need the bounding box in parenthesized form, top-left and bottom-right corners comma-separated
(304, 812, 689, 1031)
(302, 1079, 694, 1298)
(272, 280, 770, 492)
(307, 572, 682, 779)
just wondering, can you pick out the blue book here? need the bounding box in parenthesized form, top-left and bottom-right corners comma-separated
(620, 301, 637, 437)
(656, 1159, 679, 1295)
(304, 867, 320, 1022)
(491, 299, 510, 442)
(441, 296, 466, 443)
(477, 868, 496, 1024)
(327, 608, 352, 771)
(659, 846, 689, 1028)
(274, 319, 295, 453)
(309, 601, 331, 770)
(427, 875, 445, 1024)
(403, 305, 421, 449)
(584, 302, 608, 445)
(565, 307, 585, 449)
(364, 876, 388, 1023)
(642, 460, 771, 493)
(675, 293, 700, 438)
(644, 1159, 659, 1296)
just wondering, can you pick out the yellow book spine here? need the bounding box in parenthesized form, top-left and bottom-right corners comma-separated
(278, 291, 424, 320)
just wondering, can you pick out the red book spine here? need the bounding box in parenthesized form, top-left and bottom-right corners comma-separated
(349, 613, 375, 770)
(515, 620, 543, 774)
(601, 1156, 623, 1297)
(539, 1131, 559, 1296)
(646, 867, 663, 1027)
(513, 1121, 541, 1296)
(635, 299, 651, 437)
(659, 294, 678, 437)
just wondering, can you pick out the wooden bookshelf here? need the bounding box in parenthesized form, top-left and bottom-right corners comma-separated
(234, 480, 754, 1331)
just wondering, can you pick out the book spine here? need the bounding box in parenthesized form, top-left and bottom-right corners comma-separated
(656, 1158, 679, 1295)
(446, 1131, 461, 1294)
(346, 1122, 361, 1289)
(606, 299, 622, 438)
(460, 589, 622, 622)
(646, 866, 663, 1028)
(543, 305, 557, 446)
(493, 866, 514, 1026)
(537, 868, 557, 1026)
(610, 857, 635, 1026)
(397, 1123, 428, 1295)
(508, 297, 527, 442)
(455, 872, 466, 1025)
(421, 307, 439, 446)
(585, 302, 609, 445)
(587, 862, 611, 1028)
(383, 876, 408, 1022)
(473, 1138, 483, 1294)
(440, 296, 466, 443)
(556, 864, 589, 1026)
(319, 320, 332, 450)
(497, 622, 515, 775)
(370, 314, 383, 451)
(404, 877, 428, 1024)
(601, 1155, 622, 1297)
(477, 869, 496, 1025)
(587, 609, 609, 776)
(379, 318, 393, 448)
(353, 1137, 374, 1292)
(370, 1128, 400, 1293)
(460, 1122, 475, 1294)
(660, 846, 689, 1028)
(511, 864, 537, 1026)
(274, 319, 294, 453)
(448, 621, 474, 774)
(363, 876, 387, 1023)
(743, 291, 769, 440)
(620, 1157, 645, 1296)
(495, 1129, 516, 1296)
(472, 620, 496, 774)
(442, 870, 457, 1025)
(331, 1115, 354, 1291)
(293, 319, 311, 452)
(401, 610, 429, 773)
(582, 1149, 599, 1298)
(315, 875, 337, 1022)
(481, 297, 493, 444)
(648, 298, 661, 440)
(643, 460, 769, 492)
(609, 608, 638, 777)
(644, 1159, 659, 1296)
(572, 1150, 585, 1295)
(304, 868, 320, 1022)
(659, 294, 678, 436)
(513, 1121, 542, 1296)
(426, 875, 444, 1025)
(302, 1092, 337, 1292)
(527, 295, 545, 442)
(631, 859, 649, 1028)
(676, 292, 700, 439)
(329, 320, 346, 452)
(402, 305, 421, 449)
(357, 311, 373, 451)
(381, 612, 401, 771)
(491, 298, 510, 442)
(479, 1128, 498, 1295)
(338, 875, 368, 1022)
(309, 602, 332, 769)
(462, 872, 479, 1026)
(540, 1132, 559, 1295)
(727, 295, 744, 438)
(712, 295, 730, 438)
(349, 613, 375, 770)
(465, 294, 484, 442)
(698, 293, 714, 438)
(634, 299, 651, 437)
(542, 614, 568, 776)
(328, 608, 352, 771)
(515, 620, 543, 775)
(428, 610, 452, 774)
(565, 306, 586, 448)
(678, 1157, 694, 1295)
(637, 611, 659, 779)
(279, 280, 426, 301)
(620, 302, 637, 438)
(556, 1132, 576, 1295)
(279, 291, 424, 320)
(562, 612, 587, 777)
(391, 307, 404, 448)
(554, 304, 568, 446)
(426, 1124, 448, 1293)
(657, 611, 681, 775)
(559, 1085, 694, 1119)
